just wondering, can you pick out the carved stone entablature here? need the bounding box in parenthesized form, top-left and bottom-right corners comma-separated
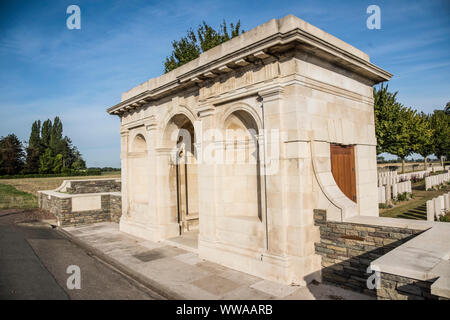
(258, 86, 284, 102)
(106, 15, 391, 116)
(197, 105, 215, 118)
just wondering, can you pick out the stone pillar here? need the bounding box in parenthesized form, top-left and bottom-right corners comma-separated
(197, 105, 218, 245)
(145, 120, 159, 228)
(154, 147, 180, 239)
(119, 129, 129, 219)
(259, 87, 288, 257)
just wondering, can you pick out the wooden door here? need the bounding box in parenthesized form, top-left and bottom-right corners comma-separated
(330, 144, 357, 203)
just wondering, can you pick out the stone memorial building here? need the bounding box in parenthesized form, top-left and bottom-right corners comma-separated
(107, 15, 391, 285)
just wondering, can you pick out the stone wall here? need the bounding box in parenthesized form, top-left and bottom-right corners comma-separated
(377, 272, 440, 300)
(313, 209, 423, 297)
(61, 178, 121, 194)
(38, 189, 122, 227)
(110, 194, 122, 223)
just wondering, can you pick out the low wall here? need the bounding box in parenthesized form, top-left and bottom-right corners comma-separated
(56, 178, 121, 194)
(38, 178, 122, 227)
(377, 272, 437, 300)
(313, 209, 422, 296)
(314, 210, 450, 299)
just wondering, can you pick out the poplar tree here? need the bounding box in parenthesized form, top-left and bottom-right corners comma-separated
(24, 120, 42, 173)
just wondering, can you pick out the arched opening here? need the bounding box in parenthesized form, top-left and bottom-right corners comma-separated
(129, 134, 149, 219)
(223, 110, 262, 220)
(163, 114, 198, 235)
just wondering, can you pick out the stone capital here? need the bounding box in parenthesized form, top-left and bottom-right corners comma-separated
(258, 86, 284, 102)
(197, 104, 215, 118)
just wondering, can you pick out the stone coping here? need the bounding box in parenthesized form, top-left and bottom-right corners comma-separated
(60, 178, 120, 182)
(38, 190, 121, 198)
(344, 216, 435, 231)
(107, 15, 392, 115)
(354, 216, 450, 298)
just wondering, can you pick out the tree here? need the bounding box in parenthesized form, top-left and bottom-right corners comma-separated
(412, 112, 433, 170)
(50, 116, 63, 154)
(388, 107, 418, 173)
(24, 120, 42, 173)
(41, 119, 52, 149)
(430, 108, 450, 166)
(0, 134, 25, 175)
(52, 154, 63, 173)
(373, 84, 412, 173)
(39, 148, 54, 174)
(164, 20, 244, 73)
(374, 84, 404, 155)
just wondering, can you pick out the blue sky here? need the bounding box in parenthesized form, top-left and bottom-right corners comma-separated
(0, 0, 449, 167)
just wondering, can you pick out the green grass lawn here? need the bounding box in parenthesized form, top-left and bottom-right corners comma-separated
(0, 183, 38, 209)
(380, 181, 450, 219)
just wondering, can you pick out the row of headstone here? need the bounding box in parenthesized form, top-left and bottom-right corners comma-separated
(397, 169, 431, 182)
(432, 166, 444, 173)
(378, 180, 412, 204)
(426, 192, 450, 221)
(377, 169, 435, 187)
(378, 171, 398, 186)
(445, 165, 450, 171)
(425, 171, 450, 190)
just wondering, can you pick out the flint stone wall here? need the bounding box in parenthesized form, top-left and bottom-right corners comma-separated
(313, 209, 423, 297)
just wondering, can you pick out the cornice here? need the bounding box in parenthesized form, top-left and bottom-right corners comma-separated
(107, 15, 391, 116)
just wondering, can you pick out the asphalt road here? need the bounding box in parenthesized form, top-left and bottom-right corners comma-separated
(0, 210, 162, 300)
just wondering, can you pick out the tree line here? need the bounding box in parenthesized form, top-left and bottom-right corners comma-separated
(0, 117, 86, 176)
(374, 84, 450, 172)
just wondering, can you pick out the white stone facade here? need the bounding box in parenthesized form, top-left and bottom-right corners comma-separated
(107, 15, 391, 285)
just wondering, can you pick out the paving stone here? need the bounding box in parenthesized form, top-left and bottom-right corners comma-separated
(250, 280, 298, 298)
(193, 275, 240, 296)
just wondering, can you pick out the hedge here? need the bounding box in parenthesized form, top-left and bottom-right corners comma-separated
(0, 169, 103, 179)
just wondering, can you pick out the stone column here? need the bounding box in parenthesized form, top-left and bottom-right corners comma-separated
(154, 147, 179, 239)
(145, 120, 159, 228)
(196, 105, 217, 246)
(258, 86, 288, 257)
(119, 129, 129, 219)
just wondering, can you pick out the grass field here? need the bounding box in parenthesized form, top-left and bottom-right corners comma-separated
(0, 172, 120, 210)
(380, 181, 450, 219)
(0, 183, 38, 209)
(0, 172, 120, 196)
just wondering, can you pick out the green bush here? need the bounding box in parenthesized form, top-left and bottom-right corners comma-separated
(396, 192, 409, 202)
